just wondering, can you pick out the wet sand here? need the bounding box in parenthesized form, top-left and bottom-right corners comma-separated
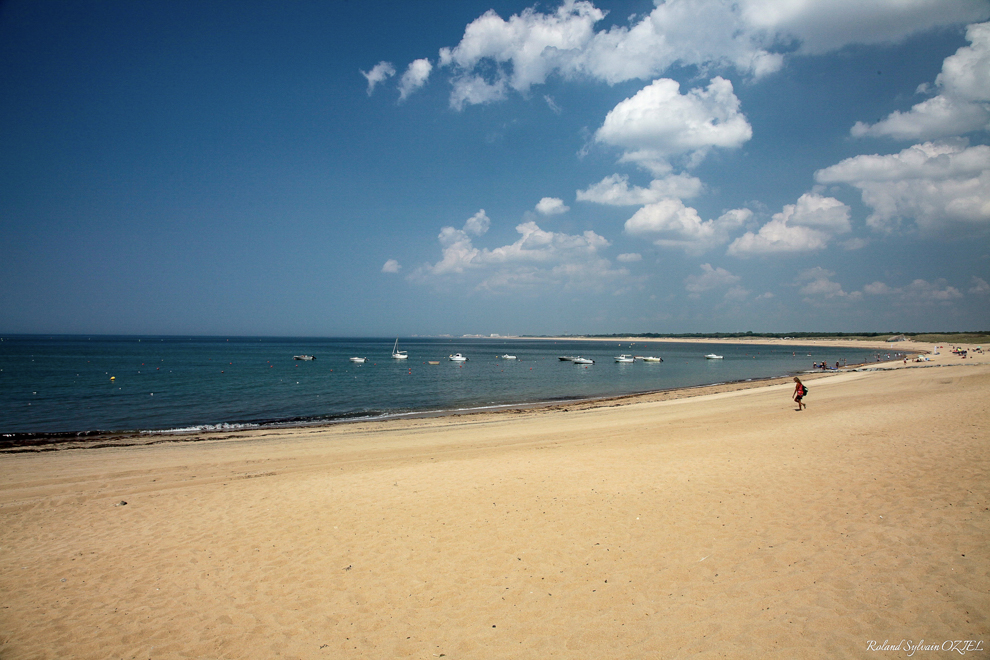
(1, 342, 987, 658)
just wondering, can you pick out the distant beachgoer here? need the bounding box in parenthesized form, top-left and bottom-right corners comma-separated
(793, 377, 807, 411)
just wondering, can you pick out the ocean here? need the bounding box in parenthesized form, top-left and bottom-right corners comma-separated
(0, 335, 894, 438)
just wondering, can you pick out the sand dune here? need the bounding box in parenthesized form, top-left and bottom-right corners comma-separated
(1, 344, 987, 658)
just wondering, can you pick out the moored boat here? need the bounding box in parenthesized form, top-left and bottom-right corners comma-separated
(449, 353, 468, 362)
(349, 357, 367, 363)
(705, 354, 723, 359)
(391, 338, 408, 359)
(572, 357, 594, 364)
(293, 355, 316, 361)
(615, 354, 635, 363)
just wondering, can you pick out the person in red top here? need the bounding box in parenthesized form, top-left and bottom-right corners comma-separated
(793, 377, 807, 411)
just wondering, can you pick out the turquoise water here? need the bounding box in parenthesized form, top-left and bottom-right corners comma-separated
(0, 336, 892, 437)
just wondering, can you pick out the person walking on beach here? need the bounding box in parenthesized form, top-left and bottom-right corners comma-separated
(793, 377, 807, 411)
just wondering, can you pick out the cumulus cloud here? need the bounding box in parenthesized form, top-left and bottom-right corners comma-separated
(795, 267, 862, 302)
(724, 285, 750, 301)
(398, 59, 433, 100)
(741, 1, 988, 55)
(863, 277, 964, 303)
(815, 140, 990, 233)
(576, 173, 704, 205)
(863, 281, 893, 295)
(381, 259, 401, 274)
(462, 209, 490, 236)
(625, 199, 750, 254)
(438, 2, 605, 99)
(727, 194, 851, 256)
(616, 253, 642, 262)
(595, 77, 751, 173)
(970, 276, 990, 295)
(361, 61, 396, 95)
(411, 210, 632, 292)
(903, 278, 964, 301)
(535, 197, 570, 215)
(449, 75, 507, 110)
(410, 0, 988, 109)
(851, 21, 990, 140)
(684, 263, 741, 295)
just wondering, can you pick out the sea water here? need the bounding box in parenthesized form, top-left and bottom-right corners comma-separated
(0, 335, 893, 437)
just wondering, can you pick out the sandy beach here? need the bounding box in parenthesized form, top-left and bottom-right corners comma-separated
(1, 341, 987, 659)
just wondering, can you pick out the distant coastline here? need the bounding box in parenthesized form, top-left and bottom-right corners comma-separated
(522, 334, 947, 353)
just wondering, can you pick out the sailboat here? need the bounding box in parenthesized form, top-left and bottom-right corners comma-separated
(391, 338, 408, 360)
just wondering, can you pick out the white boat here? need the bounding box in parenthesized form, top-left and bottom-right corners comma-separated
(558, 356, 576, 361)
(500, 354, 517, 360)
(705, 354, 723, 359)
(293, 355, 316, 361)
(615, 354, 635, 363)
(449, 353, 468, 362)
(349, 357, 367, 363)
(572, 357, 594, 364)
(641, 356, 663, 362)
(391, 338, 408, 360)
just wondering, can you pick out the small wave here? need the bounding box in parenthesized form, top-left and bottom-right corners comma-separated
(142, 422, 261, 435)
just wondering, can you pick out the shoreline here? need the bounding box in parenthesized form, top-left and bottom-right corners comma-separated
(0, 349, 986, 658)
(1, 357, 914, 454)
(0, 337, 945, 451)
(0, 338, 972, 456)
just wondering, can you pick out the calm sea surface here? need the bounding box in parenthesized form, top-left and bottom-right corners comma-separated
(0, 336, 894, 436)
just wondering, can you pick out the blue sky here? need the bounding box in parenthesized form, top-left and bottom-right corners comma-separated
(1, 0, 988, 336)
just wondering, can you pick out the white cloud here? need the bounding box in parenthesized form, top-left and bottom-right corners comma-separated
(741, 1, 988, 55)
(815, 140, 990, 233)
(970, 276, 990, 295)
(595, 77, 751, 172)
(795, 267, 862, 302)
(462, 209, 491, 236)
(784, 193, 852, 234)
(381, 259, 401, 274)
(361, 61, 395, 95)
(863, 281, 892, 295)
(625, 199, 751, 254)
(852, 95, 989, 142)
(727, 194, 851, 256)
(616, 253, 642, 262)
(411, 212, 633, 293)
(398, 59, 433, 100)
(851, 21, 990, 140)
(418, 0, 987, 109)
(535, 197, 570, 215)
(449, 75, 507, 111)
(576, 173, 703, 205)
(426, 210, 491, 276)
(724, 285, 750, 301)
(438, 2, 605, 95)
(863, 277, 964, 303)
(684, 263, 741, 294)
(904, 278, 963, 301)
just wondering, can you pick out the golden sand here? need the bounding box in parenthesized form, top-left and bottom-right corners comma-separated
(1, 342, 987, 659)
